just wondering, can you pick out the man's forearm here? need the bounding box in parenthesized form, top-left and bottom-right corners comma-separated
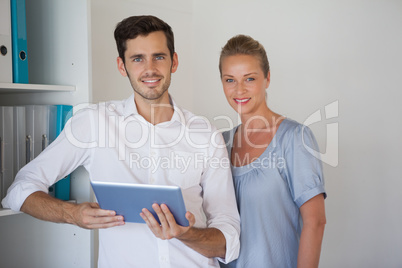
(177, 227, 226, 258)
(20, 191, 76, 223)
(21, 191, 125, 229)
(141, 204, 228, 258)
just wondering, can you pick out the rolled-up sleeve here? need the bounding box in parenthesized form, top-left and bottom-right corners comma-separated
(201, 132, 240, 263)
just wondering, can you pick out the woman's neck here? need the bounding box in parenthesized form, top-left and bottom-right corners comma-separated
(239, 106, 284, 133)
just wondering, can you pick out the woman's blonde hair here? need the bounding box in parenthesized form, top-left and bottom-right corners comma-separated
(219, 35, 270, 78)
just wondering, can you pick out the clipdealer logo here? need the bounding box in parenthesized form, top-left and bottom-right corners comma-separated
(65, 101, 339, 167)
(302, 100, 339, 167)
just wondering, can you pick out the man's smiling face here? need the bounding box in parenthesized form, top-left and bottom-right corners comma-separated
(117, 31, 178, 102)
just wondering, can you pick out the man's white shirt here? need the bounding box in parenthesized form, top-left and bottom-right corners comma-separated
(2, 94, 240, 268)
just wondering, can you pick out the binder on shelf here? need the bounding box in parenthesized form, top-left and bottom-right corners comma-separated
(1, 105, 73, 201)
(0, 0, 13, 83)
(11, 0, 29, 83)
(45, 105, 57, 197)
(0, 107, 15, 207)
(13, 106, 25, 175)
(25, 105, 58, 161)
(24, 105, 36, 162)
(54, 105, 73, 201)
(23, 105, 58, 197)
(55, 105, 73, 136)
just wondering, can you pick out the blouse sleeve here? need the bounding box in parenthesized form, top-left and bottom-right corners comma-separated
(282, 124, 327, 208)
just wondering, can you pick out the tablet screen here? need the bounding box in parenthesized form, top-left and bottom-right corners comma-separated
(91, 181, 189, 227)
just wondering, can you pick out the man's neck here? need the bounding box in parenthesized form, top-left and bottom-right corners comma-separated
(134, 93, 174, 125)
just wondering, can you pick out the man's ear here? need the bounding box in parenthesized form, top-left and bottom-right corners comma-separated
(117, 57, 127, 77)
(171, 52, 179, 73)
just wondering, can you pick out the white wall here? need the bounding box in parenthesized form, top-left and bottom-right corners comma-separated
(90, 0, 402, 267)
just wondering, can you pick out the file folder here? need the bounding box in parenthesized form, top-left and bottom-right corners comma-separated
(23, 105, 56, 196)
(25, 105, 57, 161)
(13, 106, 25, 174)
(55, 105, 73, 136)
(0, 0, 13, 83)
(54, 105, 73, 201)
(0, 107, 15, 207)
(6, 105, 73, 200)
(11, 0, 29, 83)
(44, 105, 57, 197)
(47, 105, 57, 197)
(24, 105, 37, 162)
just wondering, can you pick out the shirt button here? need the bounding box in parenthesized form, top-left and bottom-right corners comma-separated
(159, 256, 167, 262)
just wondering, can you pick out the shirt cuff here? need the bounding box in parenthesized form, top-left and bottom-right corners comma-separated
(210, 222, 240, 264)
(1, 180, 48, 211)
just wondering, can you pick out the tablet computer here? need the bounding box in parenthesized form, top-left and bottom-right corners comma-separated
(91, 181, 189, 226)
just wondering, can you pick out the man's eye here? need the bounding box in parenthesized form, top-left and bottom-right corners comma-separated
(155, 56, 164, 60)
(133, 58, 142, 62)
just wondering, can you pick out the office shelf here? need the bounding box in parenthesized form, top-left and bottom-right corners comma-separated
(0, 200, 77, 217)
(0, 1, 91, 267)
(0, 208, 21, 217)
(0, 83, 75, 93)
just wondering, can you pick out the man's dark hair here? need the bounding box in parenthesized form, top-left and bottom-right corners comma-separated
(114, 15, 175, 63)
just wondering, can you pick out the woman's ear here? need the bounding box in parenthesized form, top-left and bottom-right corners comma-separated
(265, 71, 271, 88)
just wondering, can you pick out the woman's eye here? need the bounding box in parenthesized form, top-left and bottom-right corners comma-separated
(246, 77, 255, 82)
(226, 79, 234, 83)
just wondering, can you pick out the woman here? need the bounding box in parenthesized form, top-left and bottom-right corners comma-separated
(219, 35, 327, 268)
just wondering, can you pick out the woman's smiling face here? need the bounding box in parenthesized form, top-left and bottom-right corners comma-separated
(220, 54, 270, 117)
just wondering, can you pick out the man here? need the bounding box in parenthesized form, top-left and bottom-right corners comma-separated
(2, 15, 240, 267)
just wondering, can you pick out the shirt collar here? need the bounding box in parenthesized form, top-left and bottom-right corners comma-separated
(123, 93, 137, 118)
(123, 93, 186, 126)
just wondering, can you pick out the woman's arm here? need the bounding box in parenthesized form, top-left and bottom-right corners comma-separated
(297, 193, 326, 268)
